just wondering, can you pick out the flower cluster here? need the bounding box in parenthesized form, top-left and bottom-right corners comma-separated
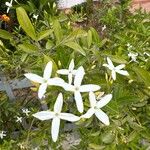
(25, 58, 129, 142)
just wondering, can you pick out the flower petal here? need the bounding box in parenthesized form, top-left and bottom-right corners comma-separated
(51, 117, 60, 142)
(38, 83, 47, 99)
(103, 64, 113, 70)
(74, 91, 84, 113)
(81, 108, 95, 118)
(79, 84, 100, 92)
(107, 57, 114, 69)
(43, 61, 52, 80)
(57, 69, 69, 75)
(47, 77, 64, 86)
(68, 73, 73, 84)
(115, 64, 125, 70)
(54, 93, 63, 113)
(95, 109, 110, 125)
(24, 73, 44, 83)
(97, 94, 112, 108)
(69, 59, 74, 71)
(116, 70, 129, 76)
(32, 111, 55, 121)
(74, 66, 85, 87)
(111, 70, 116, 80)
(89, 92, 97, 107)
(62, 83, 75, 92)
(59, 113, 80, 122)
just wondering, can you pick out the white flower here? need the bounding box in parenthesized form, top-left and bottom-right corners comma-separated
(103, 57, 129, 80)
(57, 59, 77, 84)
(62, 66, 101, 113)
(16, 116, 22, 123)
(33, 93, 80, 142)
(102, 25, 106, 31)
(22, 108, 30, 116)
(5, 0, 13, 13)
(0, 131, 6, 139)
(24, 61, 64, 99)
(81, 92, 112, 125)
(33, 14, 38, 20)
(127, 43, 133, 50)
(128, 52, 138, 62)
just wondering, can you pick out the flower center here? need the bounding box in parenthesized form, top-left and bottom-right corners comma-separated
(55, 113, 59, 117)
(75, 86, 79, 91)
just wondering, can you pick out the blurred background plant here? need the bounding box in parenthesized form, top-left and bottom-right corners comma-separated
(0, 0, 150, 149)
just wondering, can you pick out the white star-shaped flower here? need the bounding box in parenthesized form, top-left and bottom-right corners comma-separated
(24, 61, 64, 99)
(5, 0, 13, 13)
(62, 66, 101, 113)
(22, 108, 30, 116)
(128, 52, 138, 62)
(82, 92, 112, 125)
(33, 93, 80, 142)
(103, 57, 129, 80)
(33, 14, 38, 20)
(16, 116, 22, 123)
(0, 131, 6, 139)
(57, 59, 77, 84)
(102, 25, 106, 31)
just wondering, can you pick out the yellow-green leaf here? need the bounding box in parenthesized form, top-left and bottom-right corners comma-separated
(64, 42, 86, 56)
(18, 43, 38, 53)
(37, 29, 53, 41)
(16, 7, 37, 40)
(0, 29, 13, 40)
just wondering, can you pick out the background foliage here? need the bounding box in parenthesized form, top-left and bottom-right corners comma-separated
(0, 0, 150, 149)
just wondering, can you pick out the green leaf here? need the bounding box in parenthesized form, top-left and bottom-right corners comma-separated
(16, 7, 37, 40)
(87, 30, 92, 48)
(90, 27, 100, 44)
(64, 42, 86, 56)
(133, 67, 150, 87)
(0, 29, 13, 40)
(107, 55, 127, 64)
(18, 43, 38, 53)
(37, 29, 53, 41)
(102, 132, 115, 144)
(52, 19, 63, 43)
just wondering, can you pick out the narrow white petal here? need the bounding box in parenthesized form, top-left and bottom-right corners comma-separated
(116, 70, 129, 76)
(107, 57, 114, 68)
(38, 83, 47, 99)
(59, 113, 80, 122)
(62, 83, 75, 91)
(57, 69, 69, 75)
(68, 73, 73, 84)
(54, 93, 63, 113)
(111, 70, 116, 80)
(74, 66, 85, 87)
(69, 59, 74, 71)
(81, 108, 95, 118)
(51, 117, 60, 142)
(24, 73, 44, 83)
(89, 92, 97, 107)
(79, 84, 100, 92)
(47, 77, 64, 86)
(103, 64, 113, 70)
(115, 64, 125, 70)
(74, 91, 84, 113)
(32, 111, 55, 121)
(95, 109, 110, 125)
(43, 61, 52, 80)
(97, 94, 112, 108)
